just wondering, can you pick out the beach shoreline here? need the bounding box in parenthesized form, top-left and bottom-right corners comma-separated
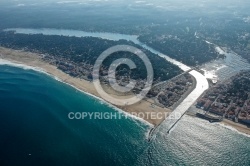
(0, 47, 171, 126)
(186, 109, 250, 136)
(1, 46, 249, 136)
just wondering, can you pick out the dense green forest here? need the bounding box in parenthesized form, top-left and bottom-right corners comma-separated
(138, 24, 220, 66)
(0, 31, 181, 81)
(198, 19, 250, 63)
(0, 0, 249, 65)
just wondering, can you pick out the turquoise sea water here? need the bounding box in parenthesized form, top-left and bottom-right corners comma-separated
(0, 65, 250, 166)
(0, 65, 150, 166)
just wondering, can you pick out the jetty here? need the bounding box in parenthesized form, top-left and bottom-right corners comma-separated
(148, 70, 209, 142)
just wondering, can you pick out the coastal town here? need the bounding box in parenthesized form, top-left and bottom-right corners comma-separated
(43, 54, 149, 92)
(147, 73, 195, 109)
(42, 53, 195, 109)
(43, 54, 94, 80)
(0, 29, 249, 133)
(0, 31, 197, 127)
(196, 71, 250, 126)
(1, 1, 250, 165)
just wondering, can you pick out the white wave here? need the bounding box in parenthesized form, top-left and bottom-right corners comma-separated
(0, 59, 46, 73)
(217, 123, 250, 138)
(185, 114, 250, 138)
(0, 58, 152, 127)
(0, 58, 62, 81)
(55, 79, 153, 127)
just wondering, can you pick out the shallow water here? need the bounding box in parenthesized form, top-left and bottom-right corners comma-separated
(201, 46, 250, 81)
(3, 28, 210, 129)
(0, 65, 249, 166)
(1, 28, 250, 165)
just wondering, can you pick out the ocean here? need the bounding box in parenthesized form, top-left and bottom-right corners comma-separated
(0, 65, 250, 166)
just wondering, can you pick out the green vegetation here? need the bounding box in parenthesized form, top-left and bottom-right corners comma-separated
(0, 31, 181, 81)
(138, 25, 219, 66)
(0, 1, 249, 65)
(198, 19, 250, 63)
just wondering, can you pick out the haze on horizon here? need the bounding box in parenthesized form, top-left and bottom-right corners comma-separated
(2, 0, 250, 14)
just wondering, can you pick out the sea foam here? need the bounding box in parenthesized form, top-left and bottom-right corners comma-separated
(0, 58, 152, 128)
(217, 123, 250, 138)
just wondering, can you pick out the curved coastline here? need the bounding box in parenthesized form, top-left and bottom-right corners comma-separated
(0, 58, 153, 128)
(217, 123, 250, 139)
(1, 28, 249, 136)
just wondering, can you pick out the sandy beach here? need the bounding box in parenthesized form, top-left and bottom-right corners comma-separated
(1, 46, 249, 135)
(0, 47, 170, 126)
(186, 110, 250, 136)
(221, 119, 250, 135)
